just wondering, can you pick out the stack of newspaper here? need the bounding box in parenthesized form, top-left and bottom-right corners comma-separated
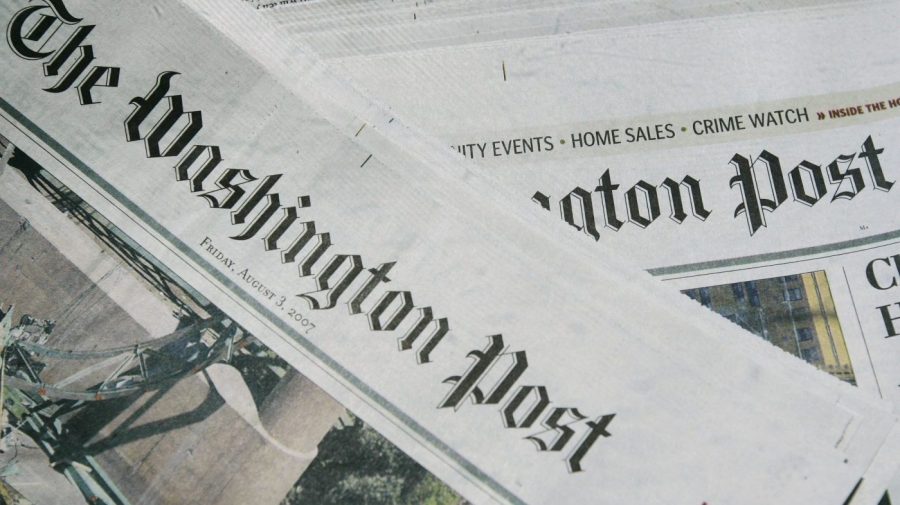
(1, 0, 899, 503)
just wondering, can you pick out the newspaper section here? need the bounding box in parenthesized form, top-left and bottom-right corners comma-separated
(288, 0, 900, 419)
(251, 1, 900, 501)
(2, 1, 900, 504)
(0, 136, 365, 504)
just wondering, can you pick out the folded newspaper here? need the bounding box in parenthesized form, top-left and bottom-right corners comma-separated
(0, 1, 898, 504)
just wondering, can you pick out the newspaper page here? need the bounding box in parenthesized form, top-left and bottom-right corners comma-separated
(245, 0, 900, 416)
(248, 1, 900, 501)
(299, 0, 900, 424)
(1, 1, 898, 504)
(0, 136, 359, 505)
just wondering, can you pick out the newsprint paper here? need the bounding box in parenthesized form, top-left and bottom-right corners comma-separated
(253, 1, 900, 501)
(247, 0, 900, 502)
(0, 1, 899, 505)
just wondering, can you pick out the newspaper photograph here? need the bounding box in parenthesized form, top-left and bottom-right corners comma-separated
(1, 1, 900, 504)
(0, 140, 460, 504)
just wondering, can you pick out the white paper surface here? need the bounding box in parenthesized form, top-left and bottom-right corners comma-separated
(1, 1, 896, 503)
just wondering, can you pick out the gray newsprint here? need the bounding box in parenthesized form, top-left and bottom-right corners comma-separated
(252, 1, 900, 502)
(0, 1, 899, 505)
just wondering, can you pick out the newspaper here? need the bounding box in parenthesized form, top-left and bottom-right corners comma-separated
(328, 52, 900, 403)
(223, 0, 900, 501)
(247, 1, 900, 501)
(1, 1, 898, 504)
